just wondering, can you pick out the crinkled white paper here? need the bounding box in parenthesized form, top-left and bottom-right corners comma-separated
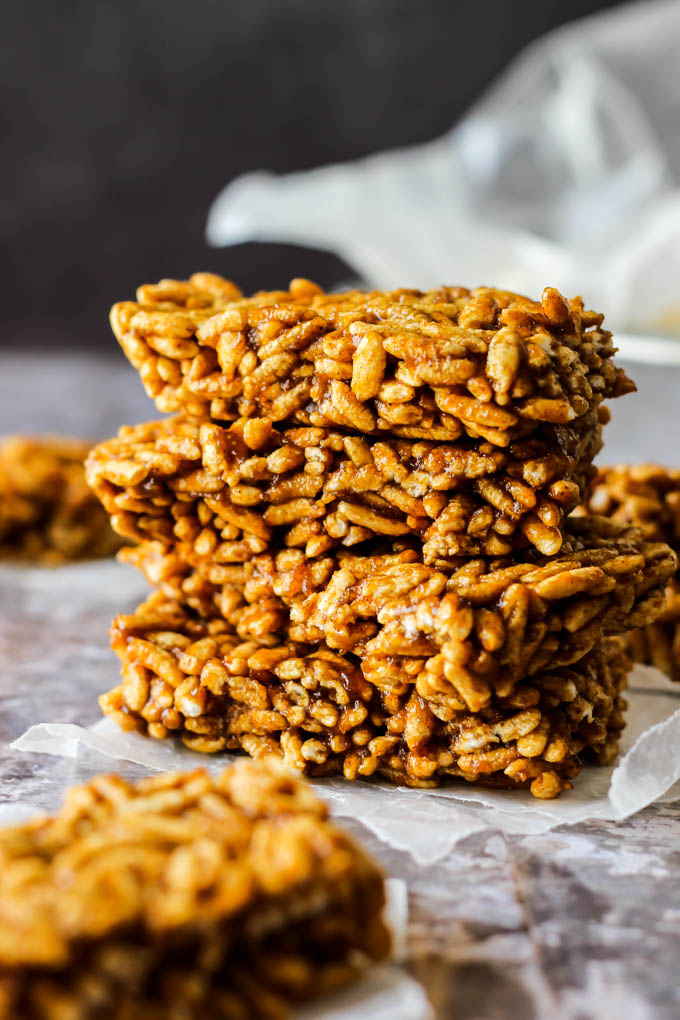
(207, 0, 680, 338)
(13, 664, 680, 866)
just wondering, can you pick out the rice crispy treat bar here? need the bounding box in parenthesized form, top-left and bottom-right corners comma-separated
(110, 274, 633, 443)
(581, 464, 680, 680)
(0, 760, 389, 1019)
(103, 592, 629, 800)
(0, 435, 122, 565)
(87, 413, 603, 561)
(117, 518, 674, 711)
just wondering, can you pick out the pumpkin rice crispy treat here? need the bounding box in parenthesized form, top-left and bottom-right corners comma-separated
(110, 274, 633, 443)
(0, 435, 122, 565)
(581, 464, 680, 680)
(0, 760, 389, 1019)
(87, 413, 603, 560)
(102, 593, 629, 800)
(115, 517, 674, 712)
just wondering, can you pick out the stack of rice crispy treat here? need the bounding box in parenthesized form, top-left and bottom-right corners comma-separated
(87, 275, 677, 799)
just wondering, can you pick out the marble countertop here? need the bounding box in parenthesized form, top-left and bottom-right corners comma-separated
(1, 350, 679, 1020)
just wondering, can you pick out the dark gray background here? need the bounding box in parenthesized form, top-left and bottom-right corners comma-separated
(2, 0, 624, 352)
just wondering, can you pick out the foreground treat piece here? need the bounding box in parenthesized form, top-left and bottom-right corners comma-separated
(582, 464, 680, 680)
(111, 273, 633, 442)
(104, 593, 629, 799)
(120, 518, 675, 710)
(87, 415, 603, 560)
(0, 760, 389, 1019)
(0, 435, 122, 565)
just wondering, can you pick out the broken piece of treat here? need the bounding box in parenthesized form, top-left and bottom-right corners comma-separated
(114, 517, 675, 710)
(0, 435, 123, 565)
(0, 759, 389, 1018)
(86, 413, 602, 560)
(581, 463, 680, 680)
(103, 592, 629, 799)
(110, 274, 633, 442)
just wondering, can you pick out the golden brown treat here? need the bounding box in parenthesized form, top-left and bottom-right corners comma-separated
(110, 274, 633, 442)
(103, 592, 629, 799)
(87, 414, 602, 561)
(0, 760, 389, 1019)
(581, 464, 680, 680)
(117, 517, 675, 711)
(0, 435, 122, 565)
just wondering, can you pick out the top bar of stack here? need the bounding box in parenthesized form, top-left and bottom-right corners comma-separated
(111, 274, 632, 440)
